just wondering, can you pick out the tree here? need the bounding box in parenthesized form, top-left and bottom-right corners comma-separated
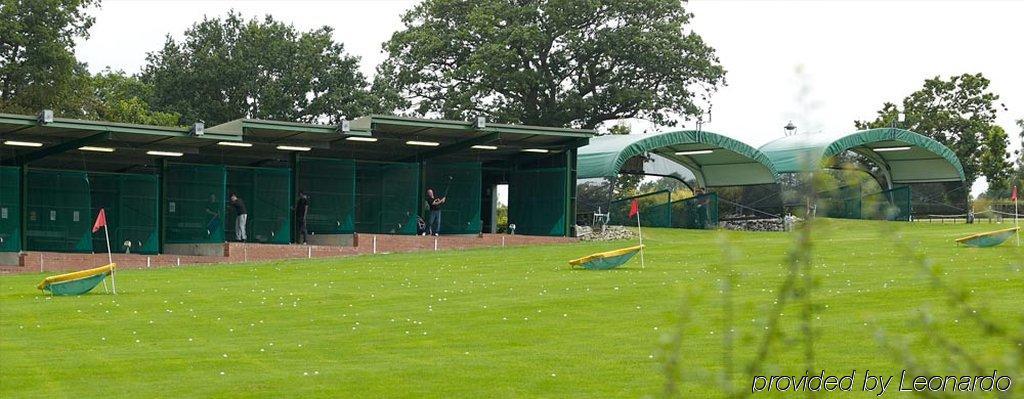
(0, 0, 98, 116)
(854, 73, 1012, 188)
(141, 12, 379, 125)
(986, 118, 1024, 198)
(86, 69, 180, 126)
(378, 0, 725, 129)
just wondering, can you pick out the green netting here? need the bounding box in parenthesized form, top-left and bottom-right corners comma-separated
(164, 163, 226, 244)
(509, 167, 567, 236)
(355, 162, 420, 234)
(0, 166, 21, 252)
(670, 193, 719, 229)
(89, 172, 160, 254)
(25, 169, 93, 252)
(819, 185, 862, 219)
(862, 186, 911, 221)
(425, 162, 482, 235)
(226, 167, 291, 244)
(296, 157, 355, 234)
(610, 190, 672, 227)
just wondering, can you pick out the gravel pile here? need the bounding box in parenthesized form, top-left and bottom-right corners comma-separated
(721, 218, 798, 232)
(575, 225, 638, 241)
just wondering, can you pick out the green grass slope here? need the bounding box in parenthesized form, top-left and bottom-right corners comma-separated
(1, 220, 1021, 398)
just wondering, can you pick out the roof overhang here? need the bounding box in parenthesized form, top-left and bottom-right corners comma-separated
(759, 128, 966, 183)
(0, 112, 594, 171)
(576, 130, 779, 187)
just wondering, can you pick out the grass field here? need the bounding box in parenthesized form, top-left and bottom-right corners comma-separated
(1, 219, 1021, 398)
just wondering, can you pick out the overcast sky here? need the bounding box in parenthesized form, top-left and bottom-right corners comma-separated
(75, 0, 1023, 194)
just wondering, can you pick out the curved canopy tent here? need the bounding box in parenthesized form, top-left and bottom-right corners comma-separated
(758, 128, 965, 186)
(576, 130, 779, 187)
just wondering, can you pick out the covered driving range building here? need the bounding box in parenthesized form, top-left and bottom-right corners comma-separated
(575, 130, 780, 228)
(0, 112, 592, 263)
(759, 127, 967, 220)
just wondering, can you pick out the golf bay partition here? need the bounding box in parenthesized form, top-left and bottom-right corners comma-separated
(355, 162, 420, 235)
(226, 166, 291, 244)
(162, 163, 226, 255)
(25, 169, 94, 252)
(295, 157, 356, 245)
(0, 166, 21, 254)
(89, 172, 160, 254)
(425, 162, 482, 235)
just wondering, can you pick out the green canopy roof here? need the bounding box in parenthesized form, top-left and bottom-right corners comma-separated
(759, 128, 965, 183)
(576, 130, 778, 187)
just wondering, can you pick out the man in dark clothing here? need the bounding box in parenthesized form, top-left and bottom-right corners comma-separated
(229, 193, 248, 242)
(295, 191, 310, 244)
(425, 188, 445, 236)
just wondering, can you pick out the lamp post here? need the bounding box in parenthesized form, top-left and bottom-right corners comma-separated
(784, 121, 797, 136)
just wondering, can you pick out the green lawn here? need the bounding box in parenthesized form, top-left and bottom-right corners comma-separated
(1, 219, 1021, 398)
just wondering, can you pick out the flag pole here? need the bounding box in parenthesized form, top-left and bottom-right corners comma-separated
(636, 209, 645, 269)
(1014, 185, 1019, 246)
(104, 223, 116, 294)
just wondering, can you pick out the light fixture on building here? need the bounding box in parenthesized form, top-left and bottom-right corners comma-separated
(522, 148, 549, 153)
(79, 146, 115, 153)
(406, 140, 440, 147)
(3, 140, 43, 147)
(190, 122, 204, 136)
(146, 150, 184, 157)
(37, 109, 54, 124)
(217, 141, 252, 147)
(276, 145, 312, 151)
(675, 149, 714, 156)
(474, 116, 487, 129)
(872, 146, 911, 152)
(471, 145, 497, 150)
(345, 136, 378, 142)
(337, 119, 351, 133)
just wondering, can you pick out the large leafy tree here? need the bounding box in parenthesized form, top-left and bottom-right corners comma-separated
(378, 0, 725, 129)
(855, 73, 1012, 188)
(141, 12, 379, 125)
(0, 0, 98, 116)
(87, 69, 180, 126)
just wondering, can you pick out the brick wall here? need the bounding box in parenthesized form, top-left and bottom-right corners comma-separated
(0, 234, 576, 274)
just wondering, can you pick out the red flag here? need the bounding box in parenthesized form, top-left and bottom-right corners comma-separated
(628, 199, 639, 218)
(1012, 185, 1018, 202)
(92, 208, 107, 233)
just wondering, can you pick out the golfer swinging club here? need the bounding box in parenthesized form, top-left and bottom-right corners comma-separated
(229, 192, 248, 242)
(426, 187, 446, 236)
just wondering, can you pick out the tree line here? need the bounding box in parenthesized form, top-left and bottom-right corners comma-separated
(0, 0, 1018, 195)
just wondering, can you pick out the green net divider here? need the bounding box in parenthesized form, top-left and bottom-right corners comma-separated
(25, 169, 93, 252)
(355, 162, 420, 234)
(425, 162, 482, 234)
(819, 185, 862, 219)
(509, 167, 567, 236)
(89, 172, 160, 254)
(226, 167, 291, 244)
(670, 193, 719, 229)
(610, 190, 672, 227)
(164, 163, 226, 244)
(862, 186, 911, 221)
(296, 157, 355, 234)
(0, 166, 21, 252)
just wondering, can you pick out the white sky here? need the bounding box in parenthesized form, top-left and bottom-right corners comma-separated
(76, 0, 1023, 195)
